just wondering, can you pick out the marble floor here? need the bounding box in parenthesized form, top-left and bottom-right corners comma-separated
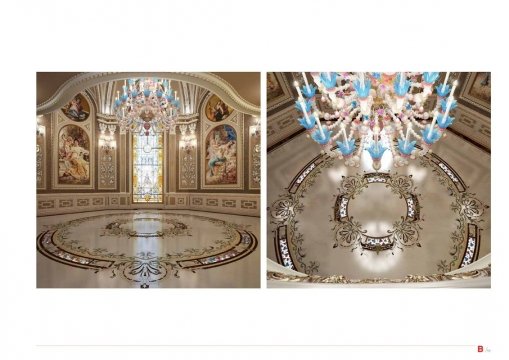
(268, 131, 491, 280)
(37, 210, 260, 288)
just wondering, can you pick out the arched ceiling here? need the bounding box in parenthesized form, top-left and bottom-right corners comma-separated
(211, 72, 260, 107)
(36, 72, 260, 116)
(37, 72, 80, 106)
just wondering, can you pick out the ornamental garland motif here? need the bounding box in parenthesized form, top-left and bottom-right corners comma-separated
(180, 146, 197, 189)
(99, 149, 116, 189)
(252, 143, 261, 185)
(36, 145, 43, 186)
(419, 156, 489, 272)
(332, 172, 423, 253)
(270, 155, 334, 274)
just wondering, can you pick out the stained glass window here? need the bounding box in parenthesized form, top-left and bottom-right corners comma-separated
(132, 133, 163, 203)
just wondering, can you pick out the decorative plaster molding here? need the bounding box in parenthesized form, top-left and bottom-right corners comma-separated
(37, 192, 260, 217)
(267, 265, 491, 284)
(249, 125, 261, 189)
(451, 104, 491, 150)
(37, 72, 260, 116)
(179, 139, 198, 190)
(267, 106, 302, 148)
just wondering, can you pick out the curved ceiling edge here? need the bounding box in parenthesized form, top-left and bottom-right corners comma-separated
(267, 254, 492, 283)
(36, 72, 260, 116)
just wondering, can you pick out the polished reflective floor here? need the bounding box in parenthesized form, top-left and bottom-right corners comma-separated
(268, 132, 490, 279)
(37, 210, 260, 288)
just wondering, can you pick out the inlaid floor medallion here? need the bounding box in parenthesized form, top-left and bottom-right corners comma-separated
(37, 211, 258, 287)
(270, 144, 489, 279)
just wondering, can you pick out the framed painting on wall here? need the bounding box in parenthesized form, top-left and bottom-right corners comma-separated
(52, 109, 95, 190)
(459, 72, 491, 114)
(57, 124, 91, 185)
(267, 72, 294, 112)
(202, 122, 243, 189)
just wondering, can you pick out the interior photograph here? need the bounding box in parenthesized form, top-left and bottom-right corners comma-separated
(36, 72, 261, 288)
(267, 72, 491, 287)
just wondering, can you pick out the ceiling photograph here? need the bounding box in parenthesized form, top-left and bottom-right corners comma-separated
(267, 72, 491, 288)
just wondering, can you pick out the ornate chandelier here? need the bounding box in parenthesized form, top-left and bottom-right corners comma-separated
(294, 72, 458, 170)
(113, 78, 180, 136)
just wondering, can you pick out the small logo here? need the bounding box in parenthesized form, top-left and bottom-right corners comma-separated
(478, 345, 484, 353)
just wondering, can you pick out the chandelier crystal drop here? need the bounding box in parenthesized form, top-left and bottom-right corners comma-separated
(294, 72, 458, 171)
(113, 78, 180, 136)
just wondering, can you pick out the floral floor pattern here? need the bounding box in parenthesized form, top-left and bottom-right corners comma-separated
(270, 149, 489, 279)
(37, 211, 258, 288)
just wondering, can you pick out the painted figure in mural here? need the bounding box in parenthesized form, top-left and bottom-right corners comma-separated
(63, 95, 89, 121)
(480, 72, 490, 87)
(58, 126, 90, 184)
(213, 100, 230, 121)
(205, 95, 233, 122)
(66, 139, 90, 180)
(225, 126, 236, 142)
(205, 125, 237, 184)
(267, 74, 278, 92)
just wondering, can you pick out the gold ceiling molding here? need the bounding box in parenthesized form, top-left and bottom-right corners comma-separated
(267, 265, 491, 284)
(37, 72, 260, 117)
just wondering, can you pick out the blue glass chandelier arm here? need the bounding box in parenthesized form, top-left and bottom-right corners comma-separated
(295, 100, 312, 113)
(436, 114, 455, 129)
(421, 125, 441, 144)
(370, 72, 381, 79)
(422, 72, 440, 83)
(336, 139, 356, 156)
(353, 79, 371, 98)
(366, 142, 387, 159)
(394, 74, 411, 96)
(440, 99, 458, 112)
(311, 128, 332, 145)
(298, 114, 317, 129)
(319, 72, 337, 89)
(301, 84, 317, 99)
(397, 138, 417, 155)
(435, 84, 451, 97)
